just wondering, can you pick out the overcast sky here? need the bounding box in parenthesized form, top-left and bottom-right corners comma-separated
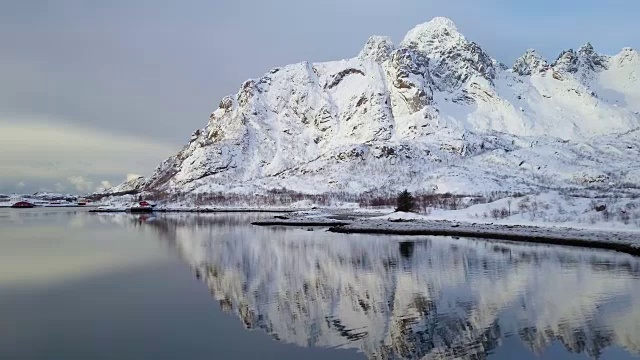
(1, 0, 639, 194)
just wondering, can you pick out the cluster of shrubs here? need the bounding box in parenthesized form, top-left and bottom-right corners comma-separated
(138, 187, 510, 212)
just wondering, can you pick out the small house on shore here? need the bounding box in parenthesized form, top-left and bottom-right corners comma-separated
(11, 201, 35, 208)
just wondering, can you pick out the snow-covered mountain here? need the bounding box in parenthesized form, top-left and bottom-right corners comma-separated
(125, 17, 640, 195)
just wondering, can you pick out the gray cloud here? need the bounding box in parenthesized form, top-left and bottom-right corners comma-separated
(99, 181, 113, 191)
(0, 119, 175, 193)
(68, 176, 94, 193)
(1, 0, 639, 193)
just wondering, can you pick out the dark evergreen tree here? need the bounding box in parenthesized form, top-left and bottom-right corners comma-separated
(396, 189, 415, 212)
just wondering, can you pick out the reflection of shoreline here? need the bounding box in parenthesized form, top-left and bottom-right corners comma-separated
(329, 220, 640, 257)
(130, 214, 640, 359)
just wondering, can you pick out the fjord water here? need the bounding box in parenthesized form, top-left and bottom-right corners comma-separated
(2, 209, 640, 360)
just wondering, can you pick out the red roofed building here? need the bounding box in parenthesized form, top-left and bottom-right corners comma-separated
(12, 201, 35, 208)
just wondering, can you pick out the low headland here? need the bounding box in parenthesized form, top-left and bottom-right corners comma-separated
(86, 189, 640, 256)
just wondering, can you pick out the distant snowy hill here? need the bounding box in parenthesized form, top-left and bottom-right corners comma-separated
(117, 17, 640, 195)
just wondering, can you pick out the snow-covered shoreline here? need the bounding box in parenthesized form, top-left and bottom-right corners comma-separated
(327, 218, 640, 256)
(253, 214, 640, 256)
(87, 189, 640, 255)
(250, 205, 640, 256)
(89, 206, 300, 213)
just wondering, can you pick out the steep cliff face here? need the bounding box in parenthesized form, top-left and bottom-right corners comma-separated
(400, 17, 497, 91)
(124, 17, 640, 195)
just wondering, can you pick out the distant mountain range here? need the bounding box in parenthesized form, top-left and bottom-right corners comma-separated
(109, 17, 640, 196)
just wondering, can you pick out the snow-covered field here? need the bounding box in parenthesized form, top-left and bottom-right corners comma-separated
(395, 191, 640, 231)
(330, 218, 640, 254)
(249, 191, 640, 255)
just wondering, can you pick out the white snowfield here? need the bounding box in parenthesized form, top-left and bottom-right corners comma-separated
(255, 209, 640, 255)
(108, 17, 640, 196)
(252, 191, 640, 255)
(330, 218, 640, 255)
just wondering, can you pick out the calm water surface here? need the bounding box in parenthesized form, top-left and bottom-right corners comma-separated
(2, 208, 640, 360)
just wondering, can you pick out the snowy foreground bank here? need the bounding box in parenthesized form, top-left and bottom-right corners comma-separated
(94, 191, 640, 255)
(253, 207, 640, 256)
(328, 219, 640, 256)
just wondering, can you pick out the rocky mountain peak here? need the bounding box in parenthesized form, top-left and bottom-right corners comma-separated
(358, 35, 394, 63)
(552, 49, 579, 73)
(579, 42, 595, 53)
(424, 16, 458, 29)
(401, 17, 465, 52)
(552, 43, 609, 75)
(578, 42, 608, 72)
(400, 17, 496, 91)
(512, 49, 548, 76)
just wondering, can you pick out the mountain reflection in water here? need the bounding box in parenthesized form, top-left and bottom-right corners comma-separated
(122, 213, 640, 359)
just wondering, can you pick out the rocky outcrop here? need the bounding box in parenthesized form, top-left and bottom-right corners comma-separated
(552, 49, 580, 73)
(401, 17, 496, 91)
(552, 43, 610, 82)
(358, 36, 394, 63)
(385, 47, 432, 114)
(578, 42, 609, 72)
(512, 49, 548, 75)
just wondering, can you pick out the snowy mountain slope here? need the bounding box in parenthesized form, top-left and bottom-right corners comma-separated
(99, 175, 146, 195)
(126, 17, 640, 196)
(600, 48, 640, 113)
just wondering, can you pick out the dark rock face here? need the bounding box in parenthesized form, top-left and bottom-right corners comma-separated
(427, 41, 497, 91)
(552, 50, 580, 73)
(578, 43, 609, 72)
(466, 41, 498, 80)
(512, 50, 548, 76)
(389, 48, 430, 88)
(552, 44, 608, 77)
(386, 48, 433, 113)
(400, 18, 497, 91)
(219, 96, 234, 111)
(237, 80, 256, 107)
(325, 68, 365, 90)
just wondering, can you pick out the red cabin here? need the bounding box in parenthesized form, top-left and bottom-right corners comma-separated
(139, 201, 151, 207)
(12, 201, 35, 208)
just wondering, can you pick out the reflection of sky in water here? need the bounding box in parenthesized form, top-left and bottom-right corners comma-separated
(1, 210, 358, 360)
(2, 210, 640, 360)
(0, 209, 168, 287)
